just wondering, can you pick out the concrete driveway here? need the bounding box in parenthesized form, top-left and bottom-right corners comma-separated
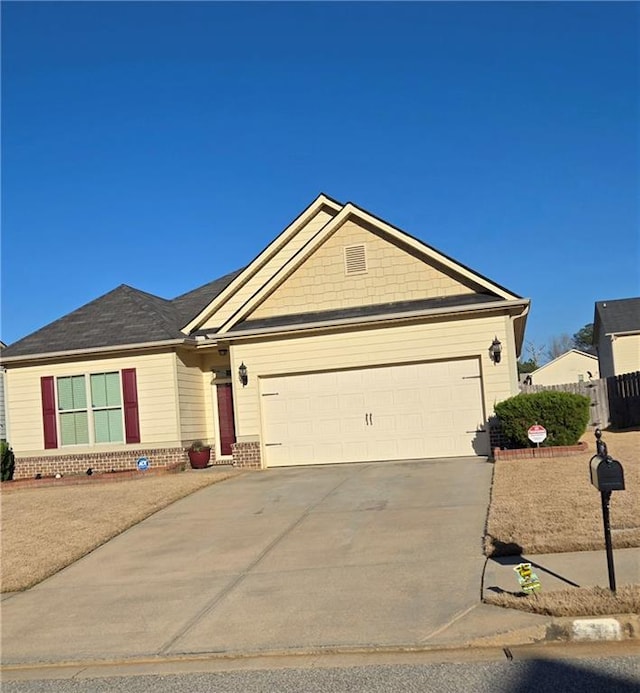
(1, 458, 493, 665)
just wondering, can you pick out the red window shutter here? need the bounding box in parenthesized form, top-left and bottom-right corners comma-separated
(41, 376, 58, 449)
(122, 368, 141, 444)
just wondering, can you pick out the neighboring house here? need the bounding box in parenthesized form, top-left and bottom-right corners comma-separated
(594, 298, 640, 378)
(1, 194, 530, 478)
(0, 341, 5, 439)
(529, 349, 599, 386)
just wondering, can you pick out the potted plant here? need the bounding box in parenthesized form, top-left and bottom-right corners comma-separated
(187, 441, 211, 469)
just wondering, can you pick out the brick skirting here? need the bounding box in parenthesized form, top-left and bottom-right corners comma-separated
(493, 441, 588, 461)
(2, 461, 187, 490)
(12, 447, 191, 480)
(232, 441, 262, 469)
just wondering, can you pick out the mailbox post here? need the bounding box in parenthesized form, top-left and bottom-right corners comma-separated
(589, 429, 626, 592)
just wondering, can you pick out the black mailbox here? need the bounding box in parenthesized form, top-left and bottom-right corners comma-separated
(590, 455, 625, 492)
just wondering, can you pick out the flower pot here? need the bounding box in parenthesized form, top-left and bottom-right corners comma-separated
(188, 449, 211, 469)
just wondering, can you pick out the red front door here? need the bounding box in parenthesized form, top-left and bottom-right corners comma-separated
(216, 383, 237, 456)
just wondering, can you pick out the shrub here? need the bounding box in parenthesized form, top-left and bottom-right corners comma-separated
(494, 391, 590, 448)
(1, 440, 16, 481)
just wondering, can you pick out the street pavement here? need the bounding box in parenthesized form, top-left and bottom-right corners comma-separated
(0, 457, 637, 674)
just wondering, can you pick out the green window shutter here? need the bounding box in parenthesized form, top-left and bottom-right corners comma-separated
(72, 376, 87, 409)
(60, 412, 89, 445)
(74, 412, 89, 444)
(105, 372, 121, 407)
(108, 409, 123, 442)
(57, 378, 73, 411)
(93, 410, 110, 443)
(60, 412, 76, 445)
(91, 374, 107, 408)
(94, 408, 124, 443)
(91, 373, 121, 408)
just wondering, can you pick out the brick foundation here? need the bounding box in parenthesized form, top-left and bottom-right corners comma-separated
(12, 447, 191, 480)
(493, 441, 588, 461)
(232, 441, 262, 469)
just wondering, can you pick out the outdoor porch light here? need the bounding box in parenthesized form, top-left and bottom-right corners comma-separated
(490, 337, 502, 364)
(238, 362, 248, 387)
(218, 347, 228, 356)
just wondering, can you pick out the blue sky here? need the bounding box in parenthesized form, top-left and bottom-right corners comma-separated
(2, 1, 638, 361)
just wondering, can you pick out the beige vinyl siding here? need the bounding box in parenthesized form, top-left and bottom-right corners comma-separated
(5, 351, 180, 456)
(612, 334, 640, 376)
(230, 313, 514, 440)
(250, 219, 475, 321)
(200, 209, 336, 330)
(597, 336, 615, 379)
(175, 351, 211, 444)
(532, 351, 599, 386)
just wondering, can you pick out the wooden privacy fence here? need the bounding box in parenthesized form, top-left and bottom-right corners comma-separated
(520, 371, 640, 430)
(607, 371, 640, 429)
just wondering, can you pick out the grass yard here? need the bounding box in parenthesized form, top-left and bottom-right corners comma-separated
(485, 428, 640, 557)
(484, 428, 639, 617)
(0, 469, 240, 593)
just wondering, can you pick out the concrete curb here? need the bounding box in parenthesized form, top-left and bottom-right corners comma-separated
(545, 613, 638, 642)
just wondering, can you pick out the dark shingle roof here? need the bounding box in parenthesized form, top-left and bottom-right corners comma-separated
(2, 269, 245, 359)
(171, 269, 244, 328)
(225, 293, 503, 333)
(594, 298, 640, 341)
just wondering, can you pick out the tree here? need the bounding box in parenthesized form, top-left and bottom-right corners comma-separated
(517, 358, 538, 375)
(572, 323, 595, 353)
(547, 333, 573, 360)
(524, 340, 545, 367)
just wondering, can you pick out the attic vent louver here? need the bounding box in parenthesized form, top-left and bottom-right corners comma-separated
(344, 244, 367, 275)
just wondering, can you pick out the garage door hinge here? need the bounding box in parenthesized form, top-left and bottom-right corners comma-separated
(265, 443, 283, 446)
(462, 375, 481, 379)
(262, 393, 279, 396)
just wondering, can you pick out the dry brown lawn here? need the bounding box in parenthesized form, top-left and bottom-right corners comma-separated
(484, 429, 639, 617)
(0, 469, 240, 593)
(485, 428, 640, 557)
(484, 584, 640, 617)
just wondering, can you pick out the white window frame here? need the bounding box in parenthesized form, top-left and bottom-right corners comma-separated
(56, 371, 125, 447)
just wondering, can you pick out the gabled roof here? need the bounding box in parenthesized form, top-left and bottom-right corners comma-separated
(190, 198, 524, 337)
(531, 349, 598, 376)
(594, 298, 640, 341)
(2, 193, 530, 361)
(182, 193, 343, 333)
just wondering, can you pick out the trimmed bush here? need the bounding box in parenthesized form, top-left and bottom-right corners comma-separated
(494, 391, 590, 448)
(1, 440, 16, 481)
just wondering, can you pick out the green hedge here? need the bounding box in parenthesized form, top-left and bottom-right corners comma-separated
(494, 391, 590, 448)
(1, 440, 15, 481)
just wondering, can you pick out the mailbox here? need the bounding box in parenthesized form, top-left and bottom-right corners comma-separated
(590, 455, 625, 492)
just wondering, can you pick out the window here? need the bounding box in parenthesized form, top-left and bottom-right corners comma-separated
(57, 375, 89, 446)
(42, 369, 139, 449)
(91, 372, 124, 443)
(56, 372, 124, 445)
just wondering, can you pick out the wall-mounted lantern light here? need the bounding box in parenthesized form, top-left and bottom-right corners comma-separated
(238, 362, 248, 387)
(490, 337, 502, 364)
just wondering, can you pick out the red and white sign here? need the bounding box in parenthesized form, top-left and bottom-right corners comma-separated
(528, 424, 547, 444)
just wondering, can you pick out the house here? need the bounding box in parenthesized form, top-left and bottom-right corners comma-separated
(529, 349, 599, 386)
(594, 298, 640, 378)
(1, 194, 530, 478)
(0, 341, 6, 439)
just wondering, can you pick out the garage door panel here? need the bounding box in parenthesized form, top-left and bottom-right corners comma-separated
(261, 358, 486, 467)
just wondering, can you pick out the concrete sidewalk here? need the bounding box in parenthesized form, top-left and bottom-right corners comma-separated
(0, 460, 637, 676)
(483, 548, 639, 597)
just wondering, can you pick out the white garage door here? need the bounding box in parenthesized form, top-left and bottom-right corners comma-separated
(261, 359, 487, 467)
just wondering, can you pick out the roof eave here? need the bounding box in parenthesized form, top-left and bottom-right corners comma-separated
(214, 299, 531, 341)
(1, 338, 192, 366)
